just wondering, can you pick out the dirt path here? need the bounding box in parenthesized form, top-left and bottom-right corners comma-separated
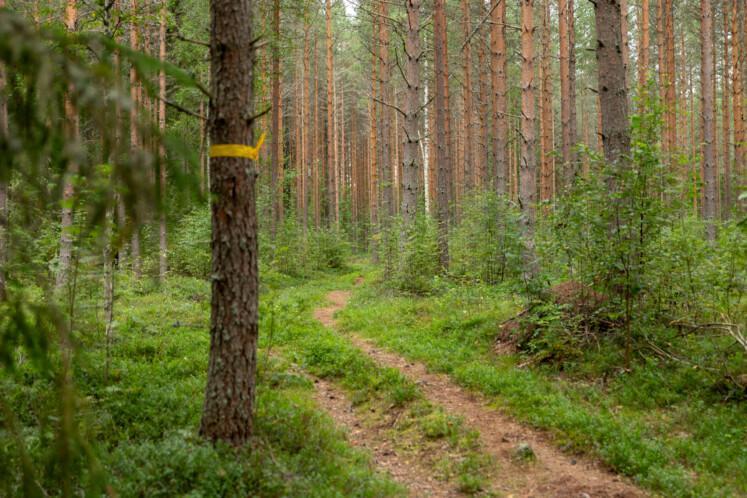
(314, 290, 646, 498)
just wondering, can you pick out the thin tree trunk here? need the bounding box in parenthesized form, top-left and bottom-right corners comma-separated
(0, 0, 7, 300)
(540, 0, 553, 204)
(638, 0, 650, 89)
(434, 0, 449, 270)
(270, 0, 282, 236)
(200, 0, 259, 446)
(303, 29, 311, 230)
(520, 0, 538, 278)
(477, 37, 489, 188)
(491, 0, 508, 195)
(462, 0, 474, 192)
(326, 0, 337, 226)
(402, 0, 421, 226)
(129, 0, 141, 279)
(722, 0, 731, 217)
(701, 0, 716, 239)
(56, 0, 79, 292)
(664, 0, 676, 160)
(732, 0, 744, 178)
(158, 0, 168, 283)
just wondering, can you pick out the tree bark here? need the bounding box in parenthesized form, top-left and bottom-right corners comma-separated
(722, 0, 731, 217)
(638, 0, 650, 89)
(129, 0, 141, 279)
(732, 0, 744, 179)
(326, 0, 338, 226)
(402, 0, 422, 226)
(200, 0, 259, 446)
(461, 0, 474, 192)
(434, 0, 449, 270)
(540, 0, 553, 204)
(56, 0, 79, 292)
(0, 0, 7, 300)
(594, 0, 631, 165)
(520, 0, 537, 278)
(701, 0, 716, 239)
(270, 0, 282, 236)
(158, 0, 168, 283)
(491, 0, 508, 195)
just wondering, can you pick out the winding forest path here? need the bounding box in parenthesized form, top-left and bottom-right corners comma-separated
(313, 289, 646, 498)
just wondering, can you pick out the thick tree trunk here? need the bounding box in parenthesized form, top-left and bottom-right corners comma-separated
(56, 0, 79, 293)
(701, 0, 716, 239)
(200, 0, 259, 446)
(491, 0, 508, 195)
(158, 0, 168, 283)
(402, 0, 421, 226)
(594, 0, 630, 169)
(520, 0, 537, 278)
(434, 0, 449, 270)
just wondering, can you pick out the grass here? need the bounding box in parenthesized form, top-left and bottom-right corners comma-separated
(1, 273, 402, 497)
(339, 268, 747, 498)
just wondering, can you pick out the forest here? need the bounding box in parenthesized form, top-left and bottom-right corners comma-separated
(0, 0, 746, 496)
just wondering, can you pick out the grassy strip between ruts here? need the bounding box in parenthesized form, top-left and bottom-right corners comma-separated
(265, 268, 501, 496)
(338, 268, 747, 498)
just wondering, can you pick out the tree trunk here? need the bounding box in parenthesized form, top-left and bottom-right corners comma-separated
(0, 0, 7, 300)
(594, 0, 631, 166)
(158, 0, 168, 283)
(722, 0, 731, 217)
(402, 0, 421, 226)
(270, 0, 282, 236)
(200, 0, 259, 446)
(520, 0, 537, 278)
(663, 0, 676, 160)
(638, 0, 650, 89)
(491, 0, 508, 195)
(701, 0, 716, 239)
(303, 29, 311, 230)
(56, 0, 79, 293)
(434, 0, 449, 270)
(477, 37, 488, 188)
(540, 0, 553, 204)
(732, 0, 744, 179)
(129, 0, 141, 279)
(461, 0, 473, 192)
(326, 0, 337, 226)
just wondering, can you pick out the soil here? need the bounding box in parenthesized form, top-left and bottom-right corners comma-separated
(312, 289, 646, 498)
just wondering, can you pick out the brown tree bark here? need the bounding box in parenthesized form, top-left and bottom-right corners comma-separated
(129, 0, 142, 278)
(461, 0, 474, 192)
(200, 0, 259, 446)
(594, 0, 631, 165)
(326, 0, 338, 225)
(559, 0, 576, 184)
(270, 0, 283, 236)
(722, 0, 731, 217)
(434, 0, 449, 270)
(701, 0, 716, 238)
(620, 0, 630, 90)
(378, 0, 394, 221)
(158, 0, 168, 283)
(491, 0, 508, 195)
(732, 0, 744, 179)
(520, 0, 537, 277)
(56, 0, 79, 292)
(303, 29, 311, 230)
(540, 0, 553, 204)
(663, 0, 676, 160)
(477, 36, 489, 188)
(402, 0, 422, 226)
(0, 0, 7, 300)
(638, 0, 650, 89)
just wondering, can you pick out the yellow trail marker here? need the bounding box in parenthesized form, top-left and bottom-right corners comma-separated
(209, 133, 266, 160)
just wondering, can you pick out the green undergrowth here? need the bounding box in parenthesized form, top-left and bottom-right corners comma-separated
(339, 269, 747, 497)
(1, 272, 401, 497)
(265, 269, 499, 495)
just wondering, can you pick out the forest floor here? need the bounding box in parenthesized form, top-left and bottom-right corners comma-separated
(310, 287, 642, 498)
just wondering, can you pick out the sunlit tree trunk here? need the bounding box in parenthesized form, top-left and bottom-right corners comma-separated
(434, 0, 449, 270)
(200, 0, 259, 446)
(701, 0, 717, 239)
(520, 0, 537, 278)
(56, 0, 79, 292)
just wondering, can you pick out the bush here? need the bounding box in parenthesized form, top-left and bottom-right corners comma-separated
(169, 207, 211, 279)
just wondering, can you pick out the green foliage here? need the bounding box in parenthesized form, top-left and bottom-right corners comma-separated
(170, 207, 211, 279)
(381, 211, 439, 294)
(450, 191, 524, 284)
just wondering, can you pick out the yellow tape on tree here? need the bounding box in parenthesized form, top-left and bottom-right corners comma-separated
(209, 133, 266, 160)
